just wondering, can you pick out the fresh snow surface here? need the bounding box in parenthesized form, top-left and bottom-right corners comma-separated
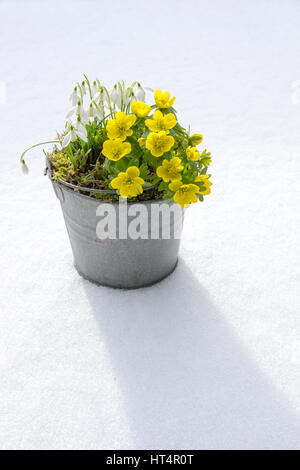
(0, 0, 300, 450)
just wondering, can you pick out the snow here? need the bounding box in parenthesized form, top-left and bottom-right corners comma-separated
(0, 0, 300, 450)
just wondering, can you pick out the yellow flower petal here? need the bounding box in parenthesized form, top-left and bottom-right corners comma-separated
(131, 101, 151, 118)
(168, 180, 182, 192)
(186, 146, 200, 161)
(110, 166, 145, 198)
(195, 174, 212, 195)
(146, 131, 174, 157)
(107, 112, 136, 140)
(127, 166, 140, 178)
(145, 110, 176, 133)
(102, 139, 131, 161)
(156, 157, 183, 182)
(154, 89, 176, 109)
(190, 133, 203, 145)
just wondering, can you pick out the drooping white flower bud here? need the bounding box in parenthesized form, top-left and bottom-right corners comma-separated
(66, 99, 83, 119)
(124, 87, 134, 106)
(69, 86, 80, 106)
(21, 161, 29, 174)
(89, 102, 104, 120)
(135, 83, 146, 102)
(76, 119, 88, 142)
(110, 84, 122, 109)
(91, 80, 98, 98)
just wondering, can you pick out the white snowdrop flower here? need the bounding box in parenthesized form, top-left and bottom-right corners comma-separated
(62, 122, 78, 148)
(94, 88, 109, 106)
(76, 120, 88, 141)
(134, 83, 146, 102)
(89, 102, 104, 120)
(62, 121, 87, 148)
(124, 87, 135, 106)
(80, 108, 90, 125)
(66, 100, 83, 119)
(21, 161, 29, 174)
(91, 80, 98, 98)
(110, 84, 122, 109)
(69, 86, 80, 106)
(81, 81, 87, 95)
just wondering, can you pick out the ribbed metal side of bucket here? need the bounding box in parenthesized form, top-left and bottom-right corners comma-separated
(51, 180, 184, 289)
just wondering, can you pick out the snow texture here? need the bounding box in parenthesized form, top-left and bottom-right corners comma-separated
(0, 0, 300, 450)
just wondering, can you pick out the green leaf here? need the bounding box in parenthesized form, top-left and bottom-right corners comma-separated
(139, 163, 150, 180)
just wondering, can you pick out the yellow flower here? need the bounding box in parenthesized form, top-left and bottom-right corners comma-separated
(186, 146, 200, 161)
(138, 137, 145, 148)
(102, 138, 131, 161)
(106, 112, 136, 141)
(154, 89, 176, 109)
(111, 166, 144, 198)
(131, 100, 151, 118)
(156, 157, 183, 182)
(145, 110, 176, 133)
(190, 134, 203, 145)
(168, 181, 200, 208)
(146, 131, 174, 157)
(194, 174, 212, 195)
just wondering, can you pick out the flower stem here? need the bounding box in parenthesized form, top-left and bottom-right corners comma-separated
(83, 74, 93, 100)
(20, 140, 59, 165)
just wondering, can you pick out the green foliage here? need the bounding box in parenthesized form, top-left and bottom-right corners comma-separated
(199, 149, 212, 168)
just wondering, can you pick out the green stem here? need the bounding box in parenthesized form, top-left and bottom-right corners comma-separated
(76, 82, 83, 103)
(20, 140, 59, 165)
(83, 74, 93, 100)
(103, 86, 113, 115)
(65, 144, 76, 167)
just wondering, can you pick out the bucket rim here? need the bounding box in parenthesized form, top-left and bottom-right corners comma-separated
(51, 178, 174, 205)
(46, 157, 173, 206)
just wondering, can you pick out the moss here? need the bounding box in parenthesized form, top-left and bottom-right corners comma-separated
(50, 151, 75, 182)
(48, 149, 163, 202)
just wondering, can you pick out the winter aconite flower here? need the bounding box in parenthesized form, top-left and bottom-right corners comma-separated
(154, 89, 176, 109)
(146, 131, 174, 157)
(190, 134, 203, 145)
(156, 157, 183, 182)
(106, 112, 136, 141)
(186, 146, 200, 161)
(145, 110, 176, 133)
(168, 181, 200, 208)
(102, 139, 131, 161)
(131, 100, 151, 118)
(111, 166, 144, 197)
(194, 174, 212, 195)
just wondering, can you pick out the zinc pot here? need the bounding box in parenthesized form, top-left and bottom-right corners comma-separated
(49, 173, 184, 289)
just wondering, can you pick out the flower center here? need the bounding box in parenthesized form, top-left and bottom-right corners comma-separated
(179, 187, 189, 194)
(125, 177, 134, 186)
(154, 139, 164, 151)
(157, 119, 165, 130)
(113, 149, 121, 158)
(166, 165, 178, 177)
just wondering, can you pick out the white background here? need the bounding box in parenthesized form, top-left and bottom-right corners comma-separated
(0, 0, 300, 450)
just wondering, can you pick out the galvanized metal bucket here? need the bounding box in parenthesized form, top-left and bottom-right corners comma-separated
(48, 162, 184, 289)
